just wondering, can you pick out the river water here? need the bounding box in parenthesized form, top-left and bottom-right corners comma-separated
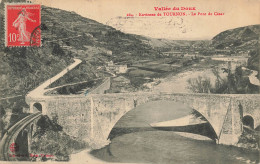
(90, 101, 259, 164)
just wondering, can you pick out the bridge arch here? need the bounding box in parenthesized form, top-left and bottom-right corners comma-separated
(242, 115, 254, 129)
(104, 100, 218, 143)
(30, 102, 46, 114)
(33, 102, 42, 112)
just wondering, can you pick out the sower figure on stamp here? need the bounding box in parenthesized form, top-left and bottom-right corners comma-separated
(12, 8, 36, 44)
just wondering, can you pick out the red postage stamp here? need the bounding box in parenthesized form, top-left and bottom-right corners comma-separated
(5, 3, 41, 47)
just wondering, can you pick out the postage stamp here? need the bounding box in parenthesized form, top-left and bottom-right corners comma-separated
(5, 3, 41, 47)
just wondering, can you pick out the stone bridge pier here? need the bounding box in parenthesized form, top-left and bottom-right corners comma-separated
(9, 117, 40, 159)
(28, 93, 260, 149)
(26, 119, 39, 154)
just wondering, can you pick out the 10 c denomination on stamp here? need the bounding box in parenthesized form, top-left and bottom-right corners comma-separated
(5, 3, 41, 47)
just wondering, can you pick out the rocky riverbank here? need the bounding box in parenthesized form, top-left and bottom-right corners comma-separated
(237, 127, 260, 151)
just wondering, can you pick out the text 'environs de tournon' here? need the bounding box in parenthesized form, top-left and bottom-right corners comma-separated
(127, 6, 225, 17)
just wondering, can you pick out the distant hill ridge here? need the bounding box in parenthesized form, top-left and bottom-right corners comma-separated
(212, 25, 260, 50)
(212, 25, 260, 41)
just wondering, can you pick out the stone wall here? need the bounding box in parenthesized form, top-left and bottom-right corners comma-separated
(45, 97, 92, 140)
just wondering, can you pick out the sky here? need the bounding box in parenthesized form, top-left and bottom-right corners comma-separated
(31, 0, 260, 40)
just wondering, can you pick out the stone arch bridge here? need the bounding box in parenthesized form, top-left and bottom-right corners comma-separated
(26, 92, 260, 148)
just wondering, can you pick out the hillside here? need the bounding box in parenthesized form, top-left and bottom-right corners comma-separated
(212, 25, 260, 72)
(141, 37, 211, 49)
(0, 2, 160, 115)
(212, 25, 260, 43)
(248, 46, 260, 72)
(143, 24, 260, 56)
(212, 25, 260, 53)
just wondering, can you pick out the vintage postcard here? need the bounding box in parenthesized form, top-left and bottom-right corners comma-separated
(0, 0, 259, 163)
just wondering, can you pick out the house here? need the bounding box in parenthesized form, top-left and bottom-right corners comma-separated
(115, 65, 128, 74)
(106, 61, 128, 74)
(107, 61, 114, 67)
(106, 50, 112, 56)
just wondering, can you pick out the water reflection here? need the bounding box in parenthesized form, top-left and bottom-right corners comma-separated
(91, 101, 259, 163)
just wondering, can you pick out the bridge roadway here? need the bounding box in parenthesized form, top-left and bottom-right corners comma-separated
(0, 112, 42, 161)
(27, 58, 82, 99)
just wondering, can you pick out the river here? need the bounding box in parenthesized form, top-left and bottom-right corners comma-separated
(90, 101, 259, 164)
